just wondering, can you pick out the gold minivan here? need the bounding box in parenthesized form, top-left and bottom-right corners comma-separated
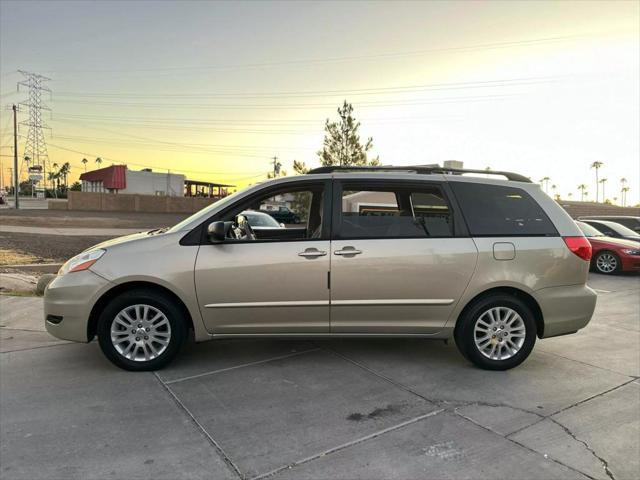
(45, 166, 597, 371)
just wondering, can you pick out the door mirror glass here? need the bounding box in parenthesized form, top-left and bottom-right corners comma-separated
(207, 221, 227, 243)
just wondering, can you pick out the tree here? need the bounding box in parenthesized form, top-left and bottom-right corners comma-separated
(47, 171, 59, 198)
(317, 101, 380, 167)
(69, 181, 82, 191)
(59, 162, 71, 189)
(590, 161, 603, 202)
(577, 184, 588, 202)
(621, 186, 630, 207)
(599, 178, 607, 202)
(540, 177, 551, 193)
(82, 158, 88, 172)
(95, 157, 103, 167)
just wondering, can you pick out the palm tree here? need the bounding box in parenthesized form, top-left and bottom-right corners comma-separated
(568, 192, 573, 199)
(59, 162, 71, 189)
(621, 186, 630, 207)
(81, 158, 88, 172)
(551, 184, 558, 199)
(47, 171, 59, 199)
(577, 184, 588, 202)
(95, 157, 103, 167)
(599, 178, 608, 202)
(539, 177, 551, 193)
(590, 161, 603, 202)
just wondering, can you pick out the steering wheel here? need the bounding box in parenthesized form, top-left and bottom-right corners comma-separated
(229, 214, 257, 241)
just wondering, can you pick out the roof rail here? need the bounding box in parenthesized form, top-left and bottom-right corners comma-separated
(306, 165, 532, 183)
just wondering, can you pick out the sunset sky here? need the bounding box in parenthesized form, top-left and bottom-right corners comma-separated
(1, 0, 638, 203)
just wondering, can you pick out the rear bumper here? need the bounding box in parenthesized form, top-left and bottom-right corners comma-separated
(534, 284, 597, 338)
(44, 270, 113, 343)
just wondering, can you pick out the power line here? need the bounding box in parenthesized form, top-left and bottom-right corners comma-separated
(36, 31, 598, 74)
(51, 75, 563, 99)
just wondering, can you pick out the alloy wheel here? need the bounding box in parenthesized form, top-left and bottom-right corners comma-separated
(110, 304, 172, 362)
(596, 253, 617, 274)
(473, 306, 526, 361)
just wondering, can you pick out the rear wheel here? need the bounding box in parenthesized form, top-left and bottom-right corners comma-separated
(455, 294, 537, 370)
(593, 251, 621, 275)
(97, 289, 186, 371)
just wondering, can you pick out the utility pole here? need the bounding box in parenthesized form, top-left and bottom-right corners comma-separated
(271, 156, 281, 177)
(12, 104, 19, 209)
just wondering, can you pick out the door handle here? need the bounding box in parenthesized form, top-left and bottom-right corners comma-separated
(298, 248, 327, 258)
(334, 247, 362, 256)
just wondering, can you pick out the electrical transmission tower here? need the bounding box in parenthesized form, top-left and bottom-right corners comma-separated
(17, 70, 52, 190)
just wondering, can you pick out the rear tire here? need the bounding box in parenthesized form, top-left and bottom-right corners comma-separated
(97, 289, 186, 371)
(593, 251, 621, 275)
(455, 294, 537, 371)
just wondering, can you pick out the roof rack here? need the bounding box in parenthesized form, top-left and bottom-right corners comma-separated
(306, 165, 532, 183)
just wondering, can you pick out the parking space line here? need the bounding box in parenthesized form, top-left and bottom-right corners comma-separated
(164, 348, 320, 385)
(153, 372, 245, 480)
(251, 408, 445, 480)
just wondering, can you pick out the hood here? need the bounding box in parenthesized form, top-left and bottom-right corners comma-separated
(85, 230, 158, 252)
(588, 236, 640, 249)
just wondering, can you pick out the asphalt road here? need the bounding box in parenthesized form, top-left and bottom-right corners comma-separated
(0, 273, 638, 480)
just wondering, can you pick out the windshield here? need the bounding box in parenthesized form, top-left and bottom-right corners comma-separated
(576, 221, 604, 237)
(166, 187, 249, 233)
(243, 211, 280, 227)
(599, 221, 640, 237)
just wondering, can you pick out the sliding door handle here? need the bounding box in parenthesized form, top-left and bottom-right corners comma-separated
(298, 248, 327, 258)
(334, 247, 362, 256)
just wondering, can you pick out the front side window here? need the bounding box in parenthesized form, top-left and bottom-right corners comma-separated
(450, 182, 557, 236)
(219, 183, 325, 241)
(338, 184, 453, 239)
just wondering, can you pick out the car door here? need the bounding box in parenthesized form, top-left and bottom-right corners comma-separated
(329, 180, 478, 334)
(194, 180, 331, 334)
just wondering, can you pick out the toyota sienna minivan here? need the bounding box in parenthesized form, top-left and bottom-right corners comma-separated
(45, 166, 597, 371)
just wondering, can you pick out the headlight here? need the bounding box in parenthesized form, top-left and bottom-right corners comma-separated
(622, 249, 640, 255)
(59, 249, 106, 275)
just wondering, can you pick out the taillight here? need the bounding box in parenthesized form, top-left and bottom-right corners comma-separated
(563, 236, 592, 261)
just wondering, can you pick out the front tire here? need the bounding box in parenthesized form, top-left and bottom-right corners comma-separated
(97, 289, 186, 371)
(593, 251, 621, 275)
(455, 294, 537, 371)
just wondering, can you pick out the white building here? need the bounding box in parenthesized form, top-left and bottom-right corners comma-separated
(80, 165, 185, 196)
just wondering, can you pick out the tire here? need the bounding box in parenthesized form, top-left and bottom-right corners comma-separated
(97, 289, 186, 371)
(593, 251, 621, 275)
(454, 294, 537, 371)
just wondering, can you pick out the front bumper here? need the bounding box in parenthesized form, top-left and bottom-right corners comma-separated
(534, 284, 597, 338)
(620, 254, 640, 272)
(44, 270, 113, 342)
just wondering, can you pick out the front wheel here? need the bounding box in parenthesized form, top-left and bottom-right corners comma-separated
(593, 251, 621, 275)
(455, 294, 537, 370)
(97, 289, 186, 371)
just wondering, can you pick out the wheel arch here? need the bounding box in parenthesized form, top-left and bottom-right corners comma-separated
(87, 281, 195, 342)
(454, 286, 545, 339)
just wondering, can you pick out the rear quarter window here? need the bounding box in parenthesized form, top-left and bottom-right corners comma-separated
(450, 182, 557, 236)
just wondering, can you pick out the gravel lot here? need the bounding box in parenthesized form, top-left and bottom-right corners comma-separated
(0, 273, 638, 480)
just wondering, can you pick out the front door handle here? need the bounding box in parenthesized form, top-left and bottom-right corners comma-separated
(334, 247, 362, 256)
(298, 248, 327, 258)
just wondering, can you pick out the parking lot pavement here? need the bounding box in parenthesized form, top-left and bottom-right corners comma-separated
(1, 272, 638, 480)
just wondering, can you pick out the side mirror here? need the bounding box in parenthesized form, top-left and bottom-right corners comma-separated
(207, 221, 227, 243)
